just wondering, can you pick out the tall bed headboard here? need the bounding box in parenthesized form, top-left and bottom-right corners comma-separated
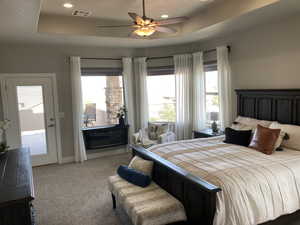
(236, 89, 300, 125)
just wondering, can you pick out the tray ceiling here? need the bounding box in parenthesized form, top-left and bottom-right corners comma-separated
(0, 0, 299, 47)
(41, 0, 217, 21)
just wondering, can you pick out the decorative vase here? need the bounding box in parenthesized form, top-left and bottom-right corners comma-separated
(118, 117, 125, 127)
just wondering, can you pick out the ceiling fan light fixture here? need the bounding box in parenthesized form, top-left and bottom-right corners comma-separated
(134, 26, 156, 37)
(63, 2, 73, 8)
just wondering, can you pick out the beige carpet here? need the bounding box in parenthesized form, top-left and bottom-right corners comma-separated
(33, 153, 133, 225)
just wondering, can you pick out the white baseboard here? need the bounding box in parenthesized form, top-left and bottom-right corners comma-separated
(61, 147, 128, 164)
(61, 156, 75, 164)
(87, 147, 127, 160)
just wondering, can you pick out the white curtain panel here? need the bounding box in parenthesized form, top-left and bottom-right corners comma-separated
(122, 57, 136, 142)
(174, 54, 193, 140)
(70, 56, 87, 163)
(192, 52, 206, 131)
(133, 57, 149, 130)
(217, 46, 233, 130)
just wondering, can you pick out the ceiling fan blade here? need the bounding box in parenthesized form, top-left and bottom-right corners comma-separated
(155, 26, 177, 34)
(128, 12, 144, 25)
(155, 17, 188, 25)
(96, 25, 133, 28)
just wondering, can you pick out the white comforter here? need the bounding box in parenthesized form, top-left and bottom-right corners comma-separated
(148, 137, 300, 225)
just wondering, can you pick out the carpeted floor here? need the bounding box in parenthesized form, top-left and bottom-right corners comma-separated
(33, 153, 133, 225)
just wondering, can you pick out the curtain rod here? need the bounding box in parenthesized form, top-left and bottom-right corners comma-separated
(81, 57, 122, 60)
(80, 46, 231, 61)
(147, 46, 231, 61)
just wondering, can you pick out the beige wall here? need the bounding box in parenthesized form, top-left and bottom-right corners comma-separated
(139, 13, 300, 116)
(0, 44, 137, 157)
(0, 13, 299, 158)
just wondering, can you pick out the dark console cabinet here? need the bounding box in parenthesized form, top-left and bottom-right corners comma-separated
(0, 148, 35, 225)
(82, 125, 129, 150)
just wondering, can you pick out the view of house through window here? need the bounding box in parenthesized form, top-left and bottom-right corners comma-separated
(205, 70, 220, 126)
(147, 75, 176, 122)
(81, 75, 124, 127)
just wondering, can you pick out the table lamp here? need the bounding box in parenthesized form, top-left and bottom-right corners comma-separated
(210, 112, 219, 133)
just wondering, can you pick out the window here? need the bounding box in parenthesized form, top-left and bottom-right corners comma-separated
(147, 74, 176, 122)
(81, 75, 124, 127)
(205, 70, 220, 126)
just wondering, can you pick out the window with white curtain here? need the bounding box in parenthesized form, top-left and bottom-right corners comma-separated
(147, 66, 176, 123)
(204, 61, 220, 127)
(81, 68, 124, 127)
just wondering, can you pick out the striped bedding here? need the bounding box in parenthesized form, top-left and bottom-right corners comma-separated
(148, 137, 300, 225)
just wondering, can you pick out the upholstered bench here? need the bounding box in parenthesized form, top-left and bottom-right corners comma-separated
(108, 175, 187, 225)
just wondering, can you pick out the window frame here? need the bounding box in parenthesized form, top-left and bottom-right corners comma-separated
(81, 69, 125, 128)
(147, 66, 176, 123)
(204, 60, 220, 127)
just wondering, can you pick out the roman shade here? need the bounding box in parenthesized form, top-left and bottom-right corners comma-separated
(147, 66, 175, 76)
(81, 67, 122, 76)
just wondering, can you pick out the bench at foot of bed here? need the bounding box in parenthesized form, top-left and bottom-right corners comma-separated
(108, 175, 187, 225)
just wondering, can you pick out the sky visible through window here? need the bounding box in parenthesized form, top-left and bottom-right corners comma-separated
(205, 70, 220, 124)
(147, 75, 176, 122)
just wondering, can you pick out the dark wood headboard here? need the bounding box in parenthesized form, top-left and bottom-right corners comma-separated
(236, 89, 300, 125)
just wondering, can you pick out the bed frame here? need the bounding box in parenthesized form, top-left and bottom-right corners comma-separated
(131, 89, 300, 225)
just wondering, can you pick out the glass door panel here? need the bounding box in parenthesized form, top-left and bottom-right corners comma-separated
(16, 86, 48, 156)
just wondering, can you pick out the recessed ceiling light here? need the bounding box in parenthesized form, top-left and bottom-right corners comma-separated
(63, 3, 73, 8)
(161, 14, 169, 19)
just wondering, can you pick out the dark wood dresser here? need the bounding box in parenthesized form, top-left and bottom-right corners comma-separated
(0, 148, 35, 225)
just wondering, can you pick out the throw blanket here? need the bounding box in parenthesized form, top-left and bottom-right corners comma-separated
(148, 137, 300, 225)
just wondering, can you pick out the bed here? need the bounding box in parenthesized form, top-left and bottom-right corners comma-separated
(131, 89, 300, 225)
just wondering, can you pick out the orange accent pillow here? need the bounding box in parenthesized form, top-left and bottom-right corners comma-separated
(249, 124, 281, 155)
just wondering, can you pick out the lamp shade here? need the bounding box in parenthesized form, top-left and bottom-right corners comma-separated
(210, 112, 219, 121)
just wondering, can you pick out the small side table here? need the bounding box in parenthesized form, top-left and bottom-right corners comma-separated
(193, 128, 224, 139)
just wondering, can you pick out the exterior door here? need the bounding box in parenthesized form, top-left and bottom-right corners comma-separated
(1, 74, 61, 166)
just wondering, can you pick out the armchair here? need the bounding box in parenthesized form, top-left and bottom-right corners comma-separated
(132, 123, 176, 148)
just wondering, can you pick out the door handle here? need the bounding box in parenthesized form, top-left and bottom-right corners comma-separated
(48, 124, 55, 128)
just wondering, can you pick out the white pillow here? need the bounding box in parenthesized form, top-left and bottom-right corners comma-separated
(269, 122, 300, 150)
(235, 116, 273, 130)
(268, 122, 286, 150)
(231, 123, 253, 131)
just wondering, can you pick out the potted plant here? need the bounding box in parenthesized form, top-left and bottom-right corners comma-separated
(0, 119, 10, 156)
(116, 106, 126, 127)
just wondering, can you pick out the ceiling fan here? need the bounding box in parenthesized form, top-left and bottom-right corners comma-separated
(96, 0, 188, 38)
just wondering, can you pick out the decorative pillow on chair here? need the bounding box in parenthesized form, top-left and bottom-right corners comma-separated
(117, 165, 151, 188)
(249, 125, 281, 155)
(148, 123, 158, 140)
(148, 123, 169, 140)
(128, 156, 154, 177)
(156, 123, 169, 136)
(224, 127, 252, 147)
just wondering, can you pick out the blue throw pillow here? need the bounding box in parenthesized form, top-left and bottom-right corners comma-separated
(117, 165, 151, 188)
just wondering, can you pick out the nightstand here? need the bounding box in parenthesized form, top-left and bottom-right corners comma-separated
(193, 128, 224, 138)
